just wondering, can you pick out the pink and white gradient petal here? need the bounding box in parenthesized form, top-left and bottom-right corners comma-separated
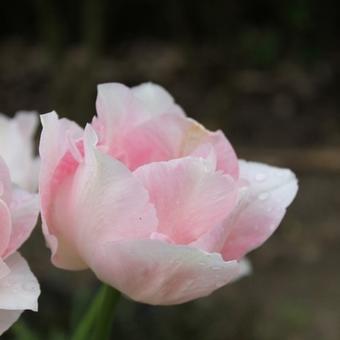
(39, 112, 85, 269)
(0, 111, 39, 191)
(88, 239, 243, 305)
(222, 160, 298, 260)
(0, 200, 11, 257)
(134, 157, 239, 244)
(131, 82, 185, 117)
(0, 252, 40, 335)
(73, 126, 158, 261)
(0, 157, 12, 205)
(95, 83, 148, 145)
(3, 188, 39, 258)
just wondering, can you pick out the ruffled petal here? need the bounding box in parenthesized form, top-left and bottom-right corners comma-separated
(180, 119, 239, 178)
(131, 82, 185, 117)
(12, 111, 38, 140)
(95, 83, 148, 145)
(222, 160, 298, 260)
(118, 114, 186, 170)
(89, 239, 243, 305)
(0, 252, 40, 311)
(39, 112, 85, 269)
(0, 200, 11, 257)
(0, 260, 10, 280)
(0, 112, 39, 191)
(73, 126, 158, 260)
(134, 157, 238, 244)
(0, 157, 12, 205)
(3, 188, 39, 257)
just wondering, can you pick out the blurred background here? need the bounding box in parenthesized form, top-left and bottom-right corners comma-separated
(1, 1, 340, 339)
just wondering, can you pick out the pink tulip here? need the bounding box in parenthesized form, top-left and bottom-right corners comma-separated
(39, 83, 298, 305)
(0, 111, 40, 191)
(0, 156, 40, 335)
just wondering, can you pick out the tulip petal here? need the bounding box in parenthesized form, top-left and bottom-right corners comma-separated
(0, 112, 39, 191)
(0, 260, 10, 280)
(222, 160, 298, 260)
(73, 126, 158, 259)
(94, 83, 238, 178)
(95, 83, 148, 142)
(181, 120, 239, 178)
(0, 157, 12, 205)
(89, 239, 243, 305)
(3, 188, 39, 258)
(0, 252, 40, 311)
(119, 114, 186, 169)
(39, 112, 85, 269)
(0, 200, 11, 257)
(134, 157, 238, 244)
(131, 82, 185, 117)
(39, 112, 83, 184)
(12, 111, 38, 140)
(189, 223, 229, 253)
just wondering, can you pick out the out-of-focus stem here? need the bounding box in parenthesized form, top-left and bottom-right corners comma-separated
(71, 284, 121, 340)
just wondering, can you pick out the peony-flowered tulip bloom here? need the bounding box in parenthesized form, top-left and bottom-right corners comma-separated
(0, 111, 40, 192)
(39, 83, 298, 305)
(0, 156, 40, 335)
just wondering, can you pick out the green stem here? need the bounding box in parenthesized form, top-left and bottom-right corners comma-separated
(71, 284, 121, 340)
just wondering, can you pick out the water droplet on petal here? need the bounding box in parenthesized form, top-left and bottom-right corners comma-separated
(258, 192, 269, 201)
(11, 283, 21, 293)
(255, 173, 266, 182)
(23, 281, 38, 293)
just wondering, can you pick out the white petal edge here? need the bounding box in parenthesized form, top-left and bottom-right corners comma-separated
(0, 252, 40, 311)
(222, 160, 298, 260)
(89, 239, 244, 305)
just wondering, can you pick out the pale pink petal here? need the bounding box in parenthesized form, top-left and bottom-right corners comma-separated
(119, 114, 186, 170)
(0, 309, 22, 336)
(0, 200, 11, 256)
(131, 82, 185, 117)
(39, 112, 83, 184)
(0, 112, 39, 191)
(134, 157, 238, 244)
(0, 157, 12, 205)
(89, 239, 243, 305)
(95, 83, 148, 145)
(94, 84, 238, 177)
(189, 181, 248, 253)
(222, 160, 298, 260)
(0, 252, 40, 311)
(73, 126, 158, 260)
(0, 260, 10, 280)
(13, 111, 38, 140)
(95, 83, 183, 146)
(94, 82, 185, 161)
(189, 223, 228, 253)
(39, 112, 85, 269)
(3, 188, 39, 257)
(181, 120, 239, 178)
